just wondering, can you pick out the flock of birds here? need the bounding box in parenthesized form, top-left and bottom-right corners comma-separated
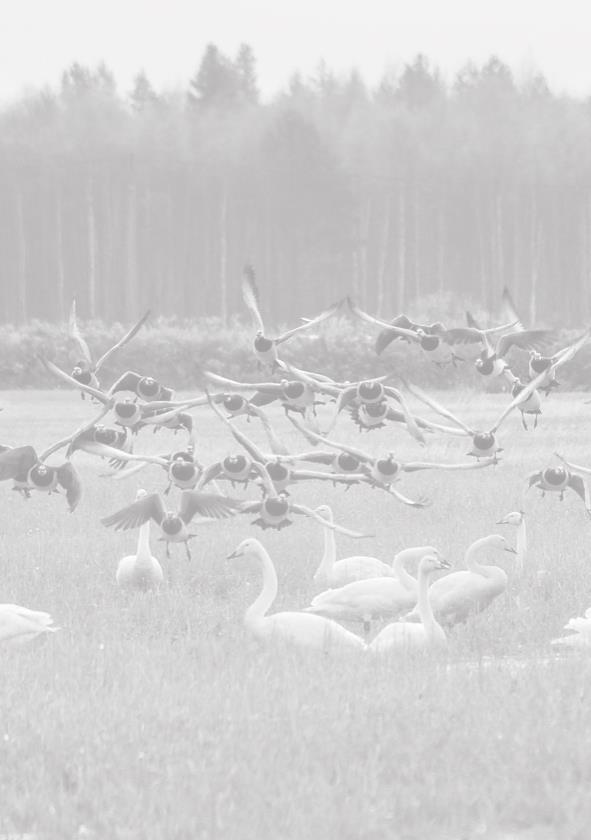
(3, 268, 591, 653)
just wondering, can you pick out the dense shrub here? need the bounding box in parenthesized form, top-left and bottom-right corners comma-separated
(1, 314, 589, 391)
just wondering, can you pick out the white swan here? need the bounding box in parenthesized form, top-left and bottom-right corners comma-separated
(228, 538, 366, 652)
(0, 605, 58, 646)
(497, 511, 527, 574)
(115, 489, 164, 591)
(369, 553, 451, 653)
(405, 534, 515, 627)
(551, 607, 591, 648)
(312, 504, 395, 587)
(305, 546, 442, 632)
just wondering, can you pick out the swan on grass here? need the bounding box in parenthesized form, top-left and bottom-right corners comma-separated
(369, 553, 451, 654)
(0, 605, 58, 646)
(405, 534, 515, 627)
(496, 511, 527, 574)
(116, 489, 164, 591)
(551, 608, 591, 648)
(228, 538, 366, 652)
(305, 546, 443, 633)
(312, 504, 396, 587)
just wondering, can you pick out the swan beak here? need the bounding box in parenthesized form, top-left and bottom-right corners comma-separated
(504, 546, 517, 554)
(496, 519, 508, 525)
(226, 548, 243, 560)
(439, 558, 452, 570)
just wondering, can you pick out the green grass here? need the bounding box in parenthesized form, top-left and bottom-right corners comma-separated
(1, 389, 591, 839)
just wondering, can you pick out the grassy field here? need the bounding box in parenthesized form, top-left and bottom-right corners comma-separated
(1, 389, 591, 839)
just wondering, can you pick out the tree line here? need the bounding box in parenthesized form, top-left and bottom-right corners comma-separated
(1, 45, 590, 327)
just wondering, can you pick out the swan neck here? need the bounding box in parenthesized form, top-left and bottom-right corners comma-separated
(245, 545, 278, 627)
(465, 537, 494, 577)
(516, 520, 527, 571)
(416, 566, 436, 633)
(315, 514, 336, 576)
(136, 522, 152, 566)
(393, 553, 416, 590)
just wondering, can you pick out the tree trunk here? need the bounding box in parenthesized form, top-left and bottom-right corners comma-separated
(126, 183, 138, 317)
(219, 181, 228, 325)
(376, 194, 391, 316)
(397, 187, 406, 311)
(15, 189, 27, 323)
(529, 188, 541, 325)
(55, 187, 66, 321)
(86, 177, 97, 318)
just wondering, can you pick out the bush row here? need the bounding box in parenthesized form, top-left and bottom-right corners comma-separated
(1, 317, 589, 391)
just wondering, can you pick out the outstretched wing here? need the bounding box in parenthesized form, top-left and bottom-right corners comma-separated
(496, 329, 555, 359)
(39, 357, 111, 404)
(568, 474, 591, 516)
(57, 463, 82, 512)
(274, 300, 342, 344)
(346, 298, 419, 340)
(95, 311, 151, 374)
(179, 491, 242, 524)
(101, 493, 166, 530)
(206, 390, 266, 462)
(290, 503, 373, 537)
(242, 265, 266, 332)
(0, 445, 38, 481)
(401, 379, 473, 435)
(527, 471, 543, 488)
(68, 299, 93, 367)
(108, 370, 143, 396)
(501, 287, 525, 330)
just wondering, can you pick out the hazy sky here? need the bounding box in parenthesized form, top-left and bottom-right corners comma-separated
(2, 0, 590, 101)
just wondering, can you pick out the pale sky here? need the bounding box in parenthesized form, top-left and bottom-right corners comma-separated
(2, 0, 591, 102)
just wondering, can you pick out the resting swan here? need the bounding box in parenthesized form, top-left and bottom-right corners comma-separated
(312, 504, 394, 587)
(305, 546, 443, 632)
(405, 534, 515, 627)
(228, 538, 366, 652)
(0, 605, 58, 646)
(369, 553, 451, 653)
(115, 489, 164, 591)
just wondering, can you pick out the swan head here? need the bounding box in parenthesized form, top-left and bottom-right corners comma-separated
(313, 504, 333, 521)
(496, 511, 524, 527)
(482, 533, 517, 553)
(418, 554, 452, 575)
(395, 545, 444, 566)
(227, 537, 263, 560)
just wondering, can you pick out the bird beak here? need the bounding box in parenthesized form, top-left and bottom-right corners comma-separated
(496, 519, 507, 525)
(439, 558, 452, 570)
(226, 548, 242, 560)
(504, 546, 517, 554)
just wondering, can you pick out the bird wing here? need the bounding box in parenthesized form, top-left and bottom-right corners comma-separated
(248, 390, 281, 407)
(386, 487, 432, 507)
(551, 329, 591, 368)
(554, 453, 591, 476)
(279, 450, 337, 466)
(527, 471, 543, 488)
(250, 406, 291, 456)
(108, 370, 142, 396)
(101, 493, 166, 530)
(401, 380, 473, 434)
(346, 298, 419, 340)
(206, 390, 267, 462)
(56, 463, 82, 512)
(568, 474, 591, 516)
(42, 404, 111, 462)
(179, 491, 242, 524)
(195, 462, 223, 489)
(95, 310, 151, 373)
(39, 357, 111, 403)
(68, 299, 93, 366)
(242, 265, 266, 332)
(402, 458, 496, 472)
(290, 504, 373, 537)
(496, 329, 556, 358)
(286, 413, 325, 447)
(283, 421, 371, 463)
(0, 446, 38, 480)
(274, 300, 342, 344)
(501, 286, 525, 330)
(465, 311, 482, 329)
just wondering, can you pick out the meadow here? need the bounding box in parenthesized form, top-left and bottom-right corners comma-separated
(1, 388, 591, 840)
